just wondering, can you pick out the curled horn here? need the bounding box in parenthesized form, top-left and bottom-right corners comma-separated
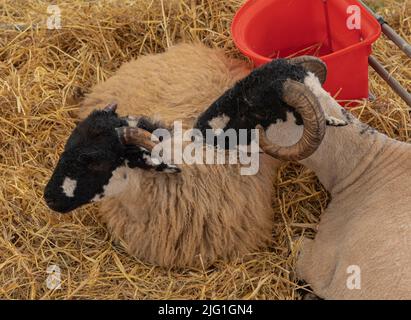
(257, 79, 326, 161)
(116, 127, 156, 151)
(288, 56, 327, 84)
(103, 102, 118, 113)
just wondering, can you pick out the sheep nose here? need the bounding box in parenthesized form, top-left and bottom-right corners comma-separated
(44, 189, 56, 207)
(44, 196, 56, 208)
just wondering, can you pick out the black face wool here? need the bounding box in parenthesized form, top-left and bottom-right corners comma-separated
(44, 110, 128, 213)
(44, 110, 176, 214)
(194, 59, 308, 147)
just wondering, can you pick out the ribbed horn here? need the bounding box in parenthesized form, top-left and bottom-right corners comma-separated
(116, 127, 155, 151)
(257, 79, 326, 161)
(289, 56, 327, 84)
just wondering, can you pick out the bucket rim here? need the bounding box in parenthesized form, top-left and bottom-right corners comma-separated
(231, 0, 382, 64)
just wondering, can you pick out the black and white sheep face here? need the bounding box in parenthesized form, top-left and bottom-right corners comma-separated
(195, 57, 348, 161)
(263, 71, 348, 148)
(44, 107, 179, 214)
(195, 59, 305, 146)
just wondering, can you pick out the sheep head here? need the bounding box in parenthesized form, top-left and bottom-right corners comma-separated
(44, 103, 180, 213)
(195, 56, 347, 161)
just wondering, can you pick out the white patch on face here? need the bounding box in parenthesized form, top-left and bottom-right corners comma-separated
(303, 72, 346, 120)
(102, 166, 130, 198)
(61, 177, 77, 198)
(303, 72, 327, 99)
(91, 193, 103, 202)
(208, 114, 230, 132)
(265, 112, 304, 147)
(126, 116, 139, 128)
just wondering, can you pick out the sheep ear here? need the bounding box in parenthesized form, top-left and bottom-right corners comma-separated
(124, 146, 181, 173)
(103, 102, 118, 113)
(116, 127, 181, 174)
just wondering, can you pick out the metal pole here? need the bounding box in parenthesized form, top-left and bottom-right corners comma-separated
(358, 1, 411, 107)
(369, 56, 411, 107)
(380, 24, 411, 58)
(359, 0, 411, 58)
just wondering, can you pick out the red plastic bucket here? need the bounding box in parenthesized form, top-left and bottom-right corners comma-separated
(231, 0, 381, 104)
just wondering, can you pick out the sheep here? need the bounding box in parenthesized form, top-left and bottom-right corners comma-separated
(44, 43, 324, 268)
(194, 56, 411, 299)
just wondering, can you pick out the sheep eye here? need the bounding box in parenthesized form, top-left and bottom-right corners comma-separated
(78, 154, 92, 163)
(77, 153, 113, 172)
(77, 151, 101, 164)
(88, 162, 112, 172)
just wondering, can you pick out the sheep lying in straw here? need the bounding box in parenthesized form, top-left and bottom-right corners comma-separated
(44, 43, 323, 268)
(195, 57, 411, 299)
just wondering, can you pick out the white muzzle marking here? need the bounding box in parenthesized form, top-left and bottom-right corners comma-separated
(62, 177, 77, 197)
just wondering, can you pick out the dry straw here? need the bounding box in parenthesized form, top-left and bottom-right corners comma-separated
(0, 0, 410, 299)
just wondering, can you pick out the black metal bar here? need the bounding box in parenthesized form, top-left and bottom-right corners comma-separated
(359, 0, 411, 58)
(369, 56, 411, 108)
(380, 24, 411, 58)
